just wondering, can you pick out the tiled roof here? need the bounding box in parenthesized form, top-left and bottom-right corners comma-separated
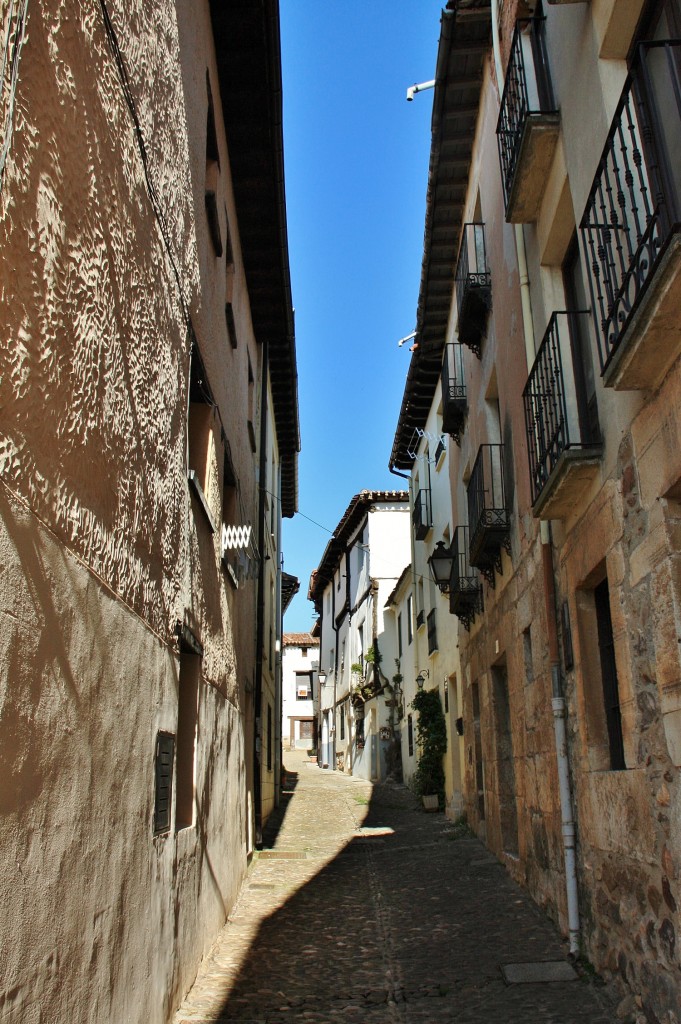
(283, 633, 319, 647)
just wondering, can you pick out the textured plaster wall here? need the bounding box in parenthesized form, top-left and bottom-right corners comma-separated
(0, 2, 261, 1021)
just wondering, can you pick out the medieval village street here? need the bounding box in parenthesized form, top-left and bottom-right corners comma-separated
(173, 750, 625, 1024)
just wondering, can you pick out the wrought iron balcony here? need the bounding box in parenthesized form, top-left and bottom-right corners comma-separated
(523, 312, 602, 519)
(455, 223, 491, 357)
(467, 444, 511, 585)
(441, 343, 467, 443)
(412, 488, 432, 540)
(581, 40, 681, 391)
(449, 526, 482, 632)
(427, 610, 438, 654)
(496, 17, 559, 223)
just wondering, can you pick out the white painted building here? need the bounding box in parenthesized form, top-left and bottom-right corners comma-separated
(397, 380, 467, 819)
(308, 491, 410, 781)
(282, 633, 319, 751)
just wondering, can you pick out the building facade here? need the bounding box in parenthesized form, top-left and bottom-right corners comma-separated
(282, 633, 319, 751)
(309, 491, 410, 781)
(0, 2, 298, 1022)
(391, 0, 681, 1017)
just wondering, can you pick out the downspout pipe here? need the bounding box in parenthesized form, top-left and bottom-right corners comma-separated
(490, 0, 580, 956)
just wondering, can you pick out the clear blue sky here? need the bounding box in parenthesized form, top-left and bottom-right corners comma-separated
(280, 1, 443, 631)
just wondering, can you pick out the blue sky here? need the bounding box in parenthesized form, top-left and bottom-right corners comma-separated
(280, 1, 444, 631)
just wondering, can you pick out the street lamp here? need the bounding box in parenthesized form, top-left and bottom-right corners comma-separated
(416, 668, 429, 690)
(428, 540, 454, 593)
(318, 670, 327, 686)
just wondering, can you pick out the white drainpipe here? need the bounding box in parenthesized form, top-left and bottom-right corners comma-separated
(490, 0, 580, 956)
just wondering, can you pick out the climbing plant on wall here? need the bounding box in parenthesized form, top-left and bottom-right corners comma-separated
(410, 689, 447, 802)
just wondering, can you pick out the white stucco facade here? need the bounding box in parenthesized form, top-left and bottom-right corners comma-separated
(310, 491, 410, 782)
(282, 634, 319, 751)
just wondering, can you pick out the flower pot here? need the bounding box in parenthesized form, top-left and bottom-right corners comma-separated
(422, 794, 439, 811)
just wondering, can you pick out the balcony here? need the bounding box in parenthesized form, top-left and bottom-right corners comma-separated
(441, 343, 467, 443)
(449, 526, 482, 632)
(580, 41, 681, 391)
(455, 223, 491, 357)
(497, 17, 560, 223)
(413, 488, 432, 541)
(467, 444, 511, 585)
(523, 312, 602, 519)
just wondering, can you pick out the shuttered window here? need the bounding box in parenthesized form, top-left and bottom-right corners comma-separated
(154, 732, 174, 835)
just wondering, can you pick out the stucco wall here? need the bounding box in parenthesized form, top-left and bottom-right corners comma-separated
(0, 2, 263, 1021)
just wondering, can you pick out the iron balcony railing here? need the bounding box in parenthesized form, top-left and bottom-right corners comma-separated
(413, 488, 432, 540)
(497, 16, 557, 212)
(441, 343, 467, 442)
(449, 525, 482, 631)
(467, 444, 510, 584)
(523, 311, 602, 505)
(580, 41, 681, 375)
(427, 609, 438, 654)
(455, 223, 491, 356)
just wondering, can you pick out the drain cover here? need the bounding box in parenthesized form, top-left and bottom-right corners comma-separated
(501, 961, 578, 984)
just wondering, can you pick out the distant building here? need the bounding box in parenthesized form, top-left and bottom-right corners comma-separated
(282, 633, 319, 751)
(309, 491, 410, 781)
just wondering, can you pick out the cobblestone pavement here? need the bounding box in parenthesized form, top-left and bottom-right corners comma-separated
(173, 751, 625, 1024)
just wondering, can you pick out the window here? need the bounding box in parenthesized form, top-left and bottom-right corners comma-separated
(563, 235, 600, 444)
(397, 612, 403, 657)
(594, 578, 626, 770)
(407, 594, 413, 644)
(296, 672, 312, 700)
(267, 704, 273, 771)
(176, 653, 200, 830)
(427, 609, 438, 654)
(301, 646, 308, 658)
(154, 732, 174, 836)
(247, 352, 256, 453)
(356, 714, 365, 744)
(407, 714, 414, 757)
(205, 72, 223, 256)
(188, 348, 217, 532)
(340, 706, 345, 740)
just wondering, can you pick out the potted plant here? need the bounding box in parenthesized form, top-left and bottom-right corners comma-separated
(411, 688, 447, 811)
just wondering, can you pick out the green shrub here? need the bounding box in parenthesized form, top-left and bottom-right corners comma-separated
(410, 689, 447, 802)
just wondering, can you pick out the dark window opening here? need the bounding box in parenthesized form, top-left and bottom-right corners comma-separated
(267, 704, 273, 771)
(205, 72, 223, 256)
(594, 577, 626, 770)
(188, 348, 217, 532)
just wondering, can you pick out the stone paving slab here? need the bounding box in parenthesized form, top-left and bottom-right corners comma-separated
(173, 752, 628, 1024)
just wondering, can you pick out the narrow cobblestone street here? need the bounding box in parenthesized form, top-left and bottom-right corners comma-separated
(174, 751, 623, 1024)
